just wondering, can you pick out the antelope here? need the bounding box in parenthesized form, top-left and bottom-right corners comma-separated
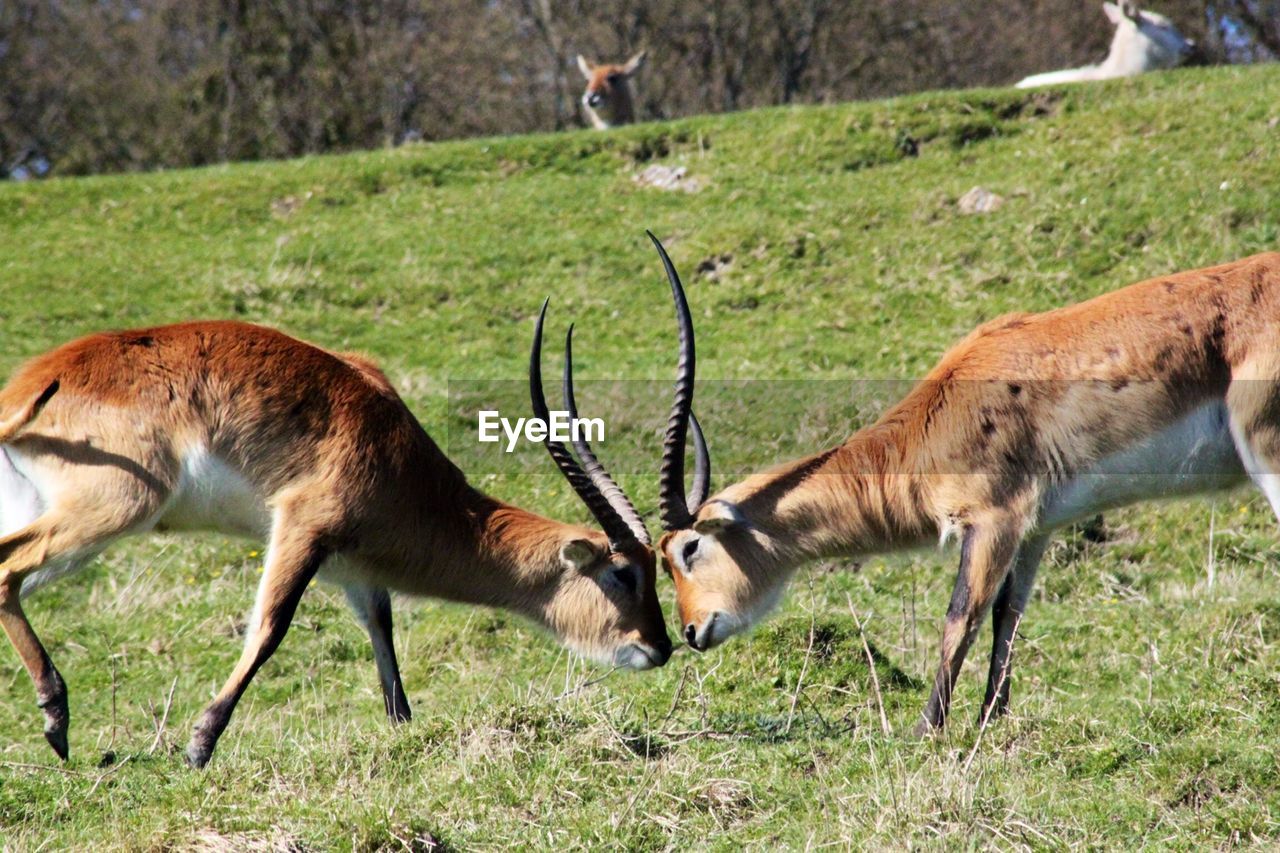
(576, 51, 645, 129)
(1016, 1, 1195, 89)
(0, 312, 672, 767)
(648, 236, 1280, 735)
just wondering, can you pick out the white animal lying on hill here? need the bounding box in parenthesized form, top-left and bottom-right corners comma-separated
(1016, 1, 1195, 88)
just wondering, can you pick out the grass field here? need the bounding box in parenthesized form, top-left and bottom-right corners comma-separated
(3, 64, 1280, 849)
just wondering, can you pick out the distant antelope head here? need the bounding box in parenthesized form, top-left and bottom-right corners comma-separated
(1016, 2, 1195, 88)
(576, 51, 645, 129)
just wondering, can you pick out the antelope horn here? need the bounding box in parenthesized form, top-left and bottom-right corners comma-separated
(562, 324, 651, 546)
(530, 299, 643, 550)
(649, 231, 711, 530)
(687, 409, 710, 515)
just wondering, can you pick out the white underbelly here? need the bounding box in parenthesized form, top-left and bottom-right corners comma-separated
(1038, 402, 1246, 531)
(157, 448, 270, 538)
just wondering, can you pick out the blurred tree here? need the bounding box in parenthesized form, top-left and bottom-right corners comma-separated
(1213, 0, 1279, 60)
(0, 0, 1271, 177)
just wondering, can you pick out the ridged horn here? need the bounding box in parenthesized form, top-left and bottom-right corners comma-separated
(562, 324, 651, 546)
(530, 299, 645, 549)
(648, 231, 711, 530)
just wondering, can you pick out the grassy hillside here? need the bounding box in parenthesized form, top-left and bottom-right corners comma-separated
(2, 64, 1280, 848)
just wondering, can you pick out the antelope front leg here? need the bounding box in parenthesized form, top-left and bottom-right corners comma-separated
(186, 530, 328, 768)
(344, 583, 411, 723)
(916, 521, 1023, 736)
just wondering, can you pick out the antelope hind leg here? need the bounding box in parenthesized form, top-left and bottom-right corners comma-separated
(979, 535, 1048, 725)
(0, 513, 126, 759)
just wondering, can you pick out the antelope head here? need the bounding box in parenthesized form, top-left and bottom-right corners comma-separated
(644, 234, 790, 653)
(576, 51, 645, 130)
(529, 299, 671, 669)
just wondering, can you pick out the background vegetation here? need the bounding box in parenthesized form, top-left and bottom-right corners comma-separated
(2, 0, 1277, 178)
(1, 63, 1280, 847)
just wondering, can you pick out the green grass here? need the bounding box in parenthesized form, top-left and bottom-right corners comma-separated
(3, 64, 1280, 848)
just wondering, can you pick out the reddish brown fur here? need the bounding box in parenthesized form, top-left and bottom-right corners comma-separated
(663, 252, 1280, 733)
(0, 321, 670, 766)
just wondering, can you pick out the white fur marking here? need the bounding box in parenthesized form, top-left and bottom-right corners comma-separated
(1228, 417, 1280, 522)
(158, 447, 270, 537)
(3, 445, 112, 597)
(0, 446, 42, 538)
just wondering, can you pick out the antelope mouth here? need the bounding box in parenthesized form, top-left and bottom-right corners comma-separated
(685, 610, 745, 652)
(614, 640, 672, 670)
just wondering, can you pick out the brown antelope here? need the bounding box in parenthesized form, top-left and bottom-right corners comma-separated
(0, 311, 671, 767)
(1016, 2, 1196, 89)
(576, 51, 645, 129)
(648, 235, 1280, 734)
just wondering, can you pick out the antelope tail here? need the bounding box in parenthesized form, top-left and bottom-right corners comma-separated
(0, 379, 59, 442)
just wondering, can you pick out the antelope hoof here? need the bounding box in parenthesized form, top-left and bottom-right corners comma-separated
(383, 689, 412, 724)
(911, 718, 944, 740)
(44, 725, 69, 761)
(40, 695, 70, 761)
(184, 738, 213, 769)
(185, 720, 219, 768)
(977, 702, 1009, 728)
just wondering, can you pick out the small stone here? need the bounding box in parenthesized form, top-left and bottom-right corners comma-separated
(633, 164, 703, 192)
(957, 186, 1005, 214)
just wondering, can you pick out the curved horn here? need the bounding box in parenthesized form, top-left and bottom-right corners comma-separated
(562, 324, 651, 546)
(530, 300, 639, 549)
(649, 230, 711, 530)
(687, 409, 710, 515)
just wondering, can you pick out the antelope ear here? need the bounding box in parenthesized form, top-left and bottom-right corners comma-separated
(1103, 2, 1125, 25)
(622, 50, 646, 75)
(693, 501, 743, 536)
(561, 538, 603, 571)
(576, 55, 594, 79)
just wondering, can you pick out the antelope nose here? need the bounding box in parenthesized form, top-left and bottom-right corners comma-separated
(685, 623, 706, 652)
(655, 635, 673, 663)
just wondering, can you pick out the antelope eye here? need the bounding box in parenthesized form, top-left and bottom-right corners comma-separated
(681, 539, 698, 568)
(611, 565, 638, 594)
